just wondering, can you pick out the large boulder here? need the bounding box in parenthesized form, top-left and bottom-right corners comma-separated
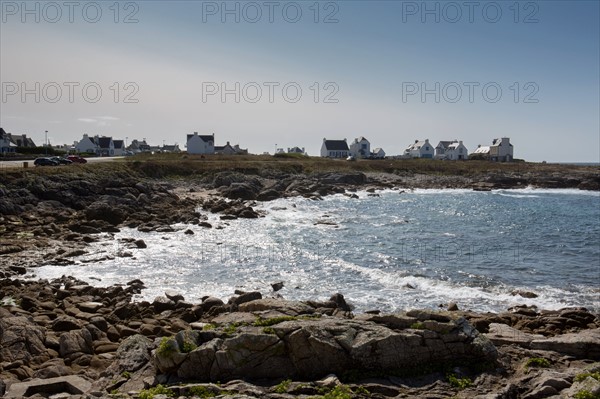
(0, 316, 47, 364)
(154, 315, 497, 382)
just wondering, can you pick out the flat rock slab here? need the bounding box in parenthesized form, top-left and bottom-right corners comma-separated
(485, 323, 545, 347)
(5, 375, 92, 398)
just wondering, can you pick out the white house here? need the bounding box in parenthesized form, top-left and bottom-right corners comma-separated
(490, 137, 513, 162)
(372, 148, 386, 159)
(113, 140, 125, 156)
(215, 141, 247, 155)
(349, 136, 370, 158)
(404, 139, 434, 159)
(436, 140, 468, 160)
(435, 141, 455, 159)
(186, 132, 214, 155)
(75, 134, 99, 154)
(321, 138, 349, 158)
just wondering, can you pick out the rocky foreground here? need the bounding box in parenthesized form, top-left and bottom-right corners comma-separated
(1, 277, 599, 398)
(1, 165, 600, 398)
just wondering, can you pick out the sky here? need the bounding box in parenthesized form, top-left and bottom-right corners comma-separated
(1, 0, 599, 162)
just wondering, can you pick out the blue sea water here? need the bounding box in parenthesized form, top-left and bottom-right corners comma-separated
(31, 188, 600, 313)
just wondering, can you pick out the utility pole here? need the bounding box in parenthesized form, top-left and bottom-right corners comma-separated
(45, 130, 48, 156)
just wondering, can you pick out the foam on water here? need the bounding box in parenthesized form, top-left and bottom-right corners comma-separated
(29, 188, 600, 313)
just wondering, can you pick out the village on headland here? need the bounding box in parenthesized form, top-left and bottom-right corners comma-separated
(1, 127, 514, 163)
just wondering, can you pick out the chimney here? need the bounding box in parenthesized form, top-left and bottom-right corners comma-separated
(478, 144, 481, 148)
(459, 140, 463, 145)
(226, 141, 230, 145)
(323, 138, 327, 142)
(194, 132, 198, 136)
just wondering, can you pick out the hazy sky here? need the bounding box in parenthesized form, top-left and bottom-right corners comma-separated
(1, 0, 598, 162)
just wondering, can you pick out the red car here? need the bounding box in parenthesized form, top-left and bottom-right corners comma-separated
(67, 155, 88, 164)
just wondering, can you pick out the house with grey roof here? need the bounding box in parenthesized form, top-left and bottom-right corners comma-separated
(490, 137, 513, 162)
(321, 138, 350, 158)
(0, 128, 17, 154)
(349, 136, 370, 158)
(186, 132, 214, 155)
(404, 139, 434, 159)
(436, 140, 468, 160)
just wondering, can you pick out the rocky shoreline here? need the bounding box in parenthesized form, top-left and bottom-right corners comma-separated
(1, 165, 600, 397)
(1, 277, 599, 398)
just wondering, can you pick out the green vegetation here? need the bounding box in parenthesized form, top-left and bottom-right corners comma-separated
(410, 322, 425, 329)
(0, 296, 18, 307)
(321, 385, 353, 399)
(274, 379, 292, 393)
(575, 371, 600, 382)
(447, 374, 473, 389)
(181, 341, 197, 353)
(186, 385, 220, 398)
(156, 337, 177, 356)
(525, 357, 551, 369)
(202, 323, 216, 330)
(254, 316, 297, 327)
(574, 390, 600, 399)
(262, 327, 276, 335)
(120, 371, 131, 379)
(223, 322, 241, 335)
(138, 384, 175, 399)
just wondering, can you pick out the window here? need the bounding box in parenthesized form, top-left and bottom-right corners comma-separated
(425, 146, 429, 151)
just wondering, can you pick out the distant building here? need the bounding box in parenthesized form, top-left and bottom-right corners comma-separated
(404, 139, 434, 159)
(371, 148, 386, 159)
(287, 146, 305, 155)
(186, 132, 214, 155)
(75, 134, 99, 154)
(128, 139, 150, 154)
(0, 128, 17, 153)
(490, 137, 513, 162)
(5, 132, 36, 148)
(74, 134, 114, 156)
(321, 138, 349, 158)
(349, 136, 370, 158)
(472, 145, 491, 158)
(162, 144, 181, 153)
(113, 140, 125, 156)
(215, 141, 247, 155)
(436, 140, 468, 160)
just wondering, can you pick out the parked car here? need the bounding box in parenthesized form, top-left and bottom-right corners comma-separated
(50, 156, 73, 165)
(67, 155, 87, 164)
(34, 157, 59, 166)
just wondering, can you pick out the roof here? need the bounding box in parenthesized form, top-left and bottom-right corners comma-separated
(113, 140, 124, 149)
(447, 142, 463, 149)
(436, 140, 455, 149)
(473, 146, 490, 154)
(323, 140, 349, 151)
(406, 141, 427, 151)
(0, 128, 6, 138)
(373, 147, 384, 153)
(187, 134, 214, 142)
(491, 138, 512, 147)
(97, 137, 112, 149)
(354, 136, 369, 143)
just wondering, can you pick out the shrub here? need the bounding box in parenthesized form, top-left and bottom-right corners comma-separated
(575, 372, 600, 382)
(525, 357, 551, 369)
(447, 374, 472, 389)
(574, 390, 600, 399)
(138, 384, 175, 399)
(274, 379, 291, 393)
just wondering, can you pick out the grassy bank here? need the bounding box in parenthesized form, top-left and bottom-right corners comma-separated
(0, 153, 598, 182)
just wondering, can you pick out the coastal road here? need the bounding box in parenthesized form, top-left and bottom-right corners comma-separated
(0, 156, 125, 169)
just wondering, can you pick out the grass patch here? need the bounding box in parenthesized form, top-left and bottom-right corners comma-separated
(447, 373, 472, 389)
(186, 385, 220, 398)
(525, 357, 551, 369)
(254, 316, 298, 327)
(575, 372, 600, 382)
(156, 337, 177, 356)
(321, 385, 353, 399)
(138, 384, 175, 399)
(181, 341, 197, 353)
(274, 379, 292, 393)
(410, 322, 425, 329)
(262, 327, 276, 335)
(574, 390, 600, 399)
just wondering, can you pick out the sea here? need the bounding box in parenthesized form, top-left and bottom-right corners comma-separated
(30, 188, 600, 314)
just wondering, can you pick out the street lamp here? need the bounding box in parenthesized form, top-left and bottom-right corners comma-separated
(45, 130, 48, 155)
